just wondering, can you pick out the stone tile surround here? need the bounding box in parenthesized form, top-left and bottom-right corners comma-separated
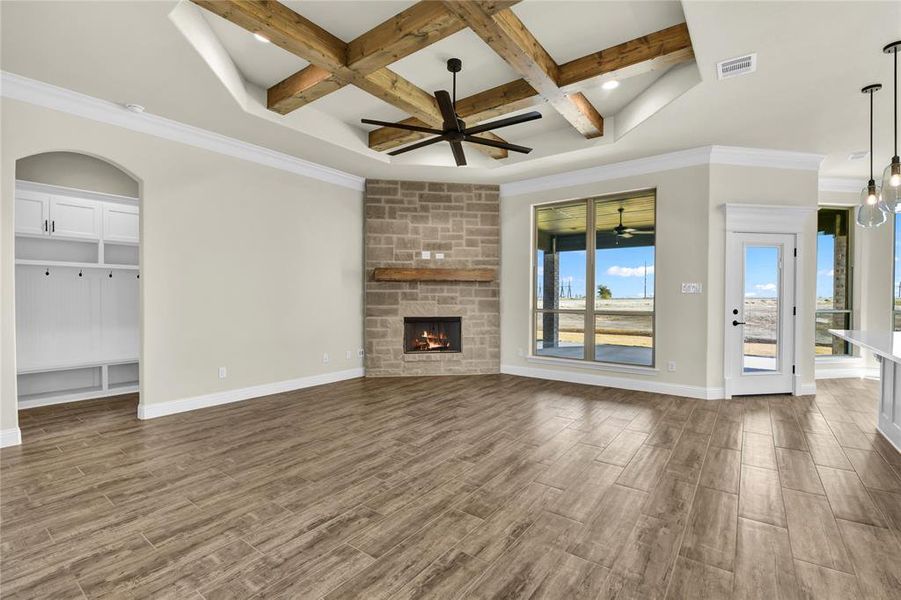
(364, 179, 500, 376)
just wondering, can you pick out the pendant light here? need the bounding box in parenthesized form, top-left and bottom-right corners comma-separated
(857, 83, 887, 228)
(880, 41, 901, 213)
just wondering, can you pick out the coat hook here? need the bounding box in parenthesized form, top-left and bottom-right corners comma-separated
(136, 273, 140, 279)
(45, 267, 50, 276)
(78, 269, 83, 278)
(108, 270, 113, 278)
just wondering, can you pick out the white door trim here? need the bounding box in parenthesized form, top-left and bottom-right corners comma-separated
(723, 204, 814, 398)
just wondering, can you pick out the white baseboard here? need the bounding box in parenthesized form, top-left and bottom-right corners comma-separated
(815, 366, 880, 380)
(137, 368, 363, 419)
(501, 364, 723, 400)
(0, 427, 22, 448)
(797, 383, 817, 396)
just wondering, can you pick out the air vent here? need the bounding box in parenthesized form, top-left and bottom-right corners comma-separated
(848, 150, 869, 161)
(716, 53, 757, 80)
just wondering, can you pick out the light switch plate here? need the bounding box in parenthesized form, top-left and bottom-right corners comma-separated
(435, 253, 444, 260)
(421, 250, 431, 259)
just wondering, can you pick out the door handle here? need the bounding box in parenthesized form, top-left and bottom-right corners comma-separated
(44, 219, 48, 232)
(732, 320, 746, 326)
(51, 220, 55, 233)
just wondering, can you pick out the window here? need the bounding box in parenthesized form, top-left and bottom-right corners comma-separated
(533, 191, 655, 367)
(895, 213, 901, 331)
(815, 208, 852, 356)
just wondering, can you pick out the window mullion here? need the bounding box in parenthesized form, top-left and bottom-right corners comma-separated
(586, 198, 596, 362)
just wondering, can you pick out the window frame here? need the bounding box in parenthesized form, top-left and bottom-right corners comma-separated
(531, 189, 657, 368)
(894, 212, 901, 331)
(815, 206, 854, 358)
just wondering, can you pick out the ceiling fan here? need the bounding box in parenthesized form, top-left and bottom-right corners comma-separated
(361, 58, 542, 166)
(614, 207, 655, 239)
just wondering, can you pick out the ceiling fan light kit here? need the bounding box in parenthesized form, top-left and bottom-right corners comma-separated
(361, 59, 542, 166)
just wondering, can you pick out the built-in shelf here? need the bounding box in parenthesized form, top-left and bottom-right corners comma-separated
(17, 357, 139, 375)
(372, 268, 496, 282)
(15, 259, 139, 271)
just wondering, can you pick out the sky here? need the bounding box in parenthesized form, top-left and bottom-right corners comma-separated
(743, 246, 780, 299)
(537, 246, 656, 299)
(816, 232, 835, 302)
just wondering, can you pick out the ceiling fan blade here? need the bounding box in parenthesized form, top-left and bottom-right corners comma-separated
(361, 119, 443, 135)
(450, 140, 467, 166)
(465, 111, 542, 135)
(435, 90, 460, 131)
(619, 232, 634, 239)
(464, 135, 532, 154)
(388, 135, 449, 156)
(629, 231, 655, 235)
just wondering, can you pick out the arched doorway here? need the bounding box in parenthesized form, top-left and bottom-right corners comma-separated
(12, 151, 142, 421)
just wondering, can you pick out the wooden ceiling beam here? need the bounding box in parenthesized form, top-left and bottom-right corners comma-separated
(444, 2, 605, 139)
(557, 23, 695, 90)
(266, 1, 520, 114)
(368, 23, 695, 151)
(193, 0, 509, 159)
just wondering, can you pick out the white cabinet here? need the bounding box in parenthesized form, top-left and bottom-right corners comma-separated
(103, 203, 140, 244)
(14, 191, 50, 236)
(49, 195, 102, 240)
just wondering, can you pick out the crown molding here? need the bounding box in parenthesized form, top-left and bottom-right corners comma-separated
(499, 146, 714, 197)
(708, 146, 825, 171)
(500, 145, 826, 198)
(819, 177, 865, 194)
(1, 71, 365, 192)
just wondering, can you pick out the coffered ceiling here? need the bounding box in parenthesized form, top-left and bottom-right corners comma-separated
(1, 1, 899, 184)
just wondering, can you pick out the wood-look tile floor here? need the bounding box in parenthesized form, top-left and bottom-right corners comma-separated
(2, 375, 901, 599)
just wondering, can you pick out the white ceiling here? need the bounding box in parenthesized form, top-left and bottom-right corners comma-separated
(1, 1, 899, 184)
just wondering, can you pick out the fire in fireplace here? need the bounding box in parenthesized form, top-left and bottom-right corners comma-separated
(403, 317, 462, 353)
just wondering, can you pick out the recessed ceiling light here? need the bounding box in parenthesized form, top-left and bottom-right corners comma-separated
(602, 80, 620, 91)
(124, 103, 145, 113)
(254, 33, 270, 44)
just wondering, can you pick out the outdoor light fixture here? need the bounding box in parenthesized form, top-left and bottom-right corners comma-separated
(880, 40, 901, 213)
(857, 83, 887, 228)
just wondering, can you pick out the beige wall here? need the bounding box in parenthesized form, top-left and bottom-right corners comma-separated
(16, 151, 140, 197)
(1, 99, 363, 431)
(500, 162, 821, 396)
(500, 165, 713, 393)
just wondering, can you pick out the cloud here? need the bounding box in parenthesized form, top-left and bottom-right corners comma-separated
(755, 283, 777, 292)
(745, 292, 758, 297)
(818, 269, 835, 277)
(606, 265, 654, 277)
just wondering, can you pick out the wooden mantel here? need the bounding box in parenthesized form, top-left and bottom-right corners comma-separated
(372, 268, 496, 282)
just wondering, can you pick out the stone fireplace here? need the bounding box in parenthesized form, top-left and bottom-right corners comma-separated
(364, 180, 500, 376)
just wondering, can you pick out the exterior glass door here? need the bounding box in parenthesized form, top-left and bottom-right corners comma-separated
(726, 233, 796, 396)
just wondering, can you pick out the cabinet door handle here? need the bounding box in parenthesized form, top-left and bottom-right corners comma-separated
(51, 220, 55, 233)
(44, 219, 48, 232)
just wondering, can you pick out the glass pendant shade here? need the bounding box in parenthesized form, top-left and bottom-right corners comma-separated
(857, 181, 887, 227)
(881, 158, 901, 213)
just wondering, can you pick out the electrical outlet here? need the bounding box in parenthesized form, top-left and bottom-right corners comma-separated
(322, 353, 329, 364)
(435, 252, 445, 260)
(667, 361, 676, 372)
(357, 348, 364, 358)
(218, 366, 227, 379)
(681, 282, 703, 294)
(345, 350, 352, 360)
(421, 250, 431, 259)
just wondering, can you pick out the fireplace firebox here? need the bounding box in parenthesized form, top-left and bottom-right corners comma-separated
(403, 317, 462, 353)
